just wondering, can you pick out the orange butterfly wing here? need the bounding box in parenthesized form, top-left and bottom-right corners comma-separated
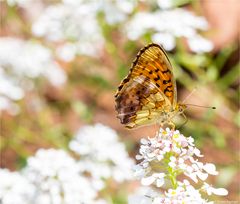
(115, 43, 177, 129)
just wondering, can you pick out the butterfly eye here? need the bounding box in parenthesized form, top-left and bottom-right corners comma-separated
(179, 106, 183, 112)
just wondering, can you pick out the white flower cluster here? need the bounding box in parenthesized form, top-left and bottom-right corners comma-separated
(0, 169, 34, 204)
(31, 0, 135, 60)
(23, 149, 104, 204)
(0, 37, 66, 114)
(5, 0, 33, 7)
(125, 7, 213, 53)
(130, 128, 228, 204)
(0, 124, 133, 204)
(0, 149, 107, 204)
(70, 123, 134, 190)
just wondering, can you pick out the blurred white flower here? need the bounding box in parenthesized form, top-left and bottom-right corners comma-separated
(157, 0, 173, 9)
(32, 2, 104, 58)
(0, 96, 20, 115)
(0, 169, 34, 204)
(23, 149, 101, 204)
(98, 0, 135, 25)
(32, 0, 136, 59)
(0, 38, 66, 81)
(56, 43, 77, 62)
(188, 34, 214, 53)
(125, 8, 213, 53)
(69, 123, 134, 189)
(5, 0, 33, 7)
(0, 37, 66, 114)
(152, 32, 175, 51)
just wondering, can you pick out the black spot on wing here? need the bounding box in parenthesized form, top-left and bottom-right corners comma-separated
(162, 69, 171, 74)
(154, 76, 160, 81)
(164, 85, 173, 94)
(163, 79, 171, 84)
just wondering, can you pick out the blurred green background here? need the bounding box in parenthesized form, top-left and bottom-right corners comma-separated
(0, 0, 239, 202)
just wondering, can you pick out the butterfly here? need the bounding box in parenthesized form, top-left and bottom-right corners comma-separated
(115, 43, 187, 129)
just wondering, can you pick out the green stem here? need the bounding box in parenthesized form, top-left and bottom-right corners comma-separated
(168, 169, 178, 189)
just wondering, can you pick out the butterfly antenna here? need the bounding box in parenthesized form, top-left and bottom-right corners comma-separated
(181, 87, 197, 103)
(185, 104, 216, 109)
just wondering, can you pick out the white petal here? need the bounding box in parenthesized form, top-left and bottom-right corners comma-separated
(169, 162, 176, 168)
(157, 155, 164, 161)
(170, 156, 176, 162)
(136, 155, 143, 160)
(141, 176, 156, 186)
(178, 158, 184, 164)
(197, 171, 208, 181)
(203, 163, 218, 175)
(193, 148, 203, 157)
(147, 152, 156, 158)
(212, 188, 228, 196)
(156, 178, 164, 187)
(185, 172, 198, 183)
(140, 138, 149, 145)
(154, 173, 166, 178)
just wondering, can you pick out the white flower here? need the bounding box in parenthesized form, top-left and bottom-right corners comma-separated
(69, 123, 134, 186)
(203, 163, 218, 175)
(152, 32, 176, 51)
(98, 0, 135, 25)
(56, 43, 77, 62)
(0, 38, 66, 82)
(0, 169, 35, 204)
(128, 187, 159, 204)
(0, 37, 66, 114)
(188, 34, 214, 53)
(125, 8, 213, 53)
(130, 182, 213, 204)
(31, 0, 136, 59)
(162, 181, 212, 203)
(133, 128, 228, 203)
(5, 0, 33, 7)
(141, 173, 165, 187)
(157, 0, 174, 9)
(135, 128, 206, 186)
(32, 2, 104, 58)
(202, 183, 228, 196)
(193, 147, 203, 157)
(23, 149, 99, 204)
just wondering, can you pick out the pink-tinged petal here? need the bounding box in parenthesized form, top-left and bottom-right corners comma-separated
(193, 148, 203, 157)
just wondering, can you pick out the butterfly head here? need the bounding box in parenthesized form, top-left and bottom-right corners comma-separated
(176, 103, 187, 113)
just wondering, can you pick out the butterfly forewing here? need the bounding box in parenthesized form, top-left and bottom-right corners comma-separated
(115, 43, 177, 129)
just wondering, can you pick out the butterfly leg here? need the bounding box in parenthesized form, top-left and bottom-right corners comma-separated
(168, 121, 175, 130)
(178, 113, 188, 129)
